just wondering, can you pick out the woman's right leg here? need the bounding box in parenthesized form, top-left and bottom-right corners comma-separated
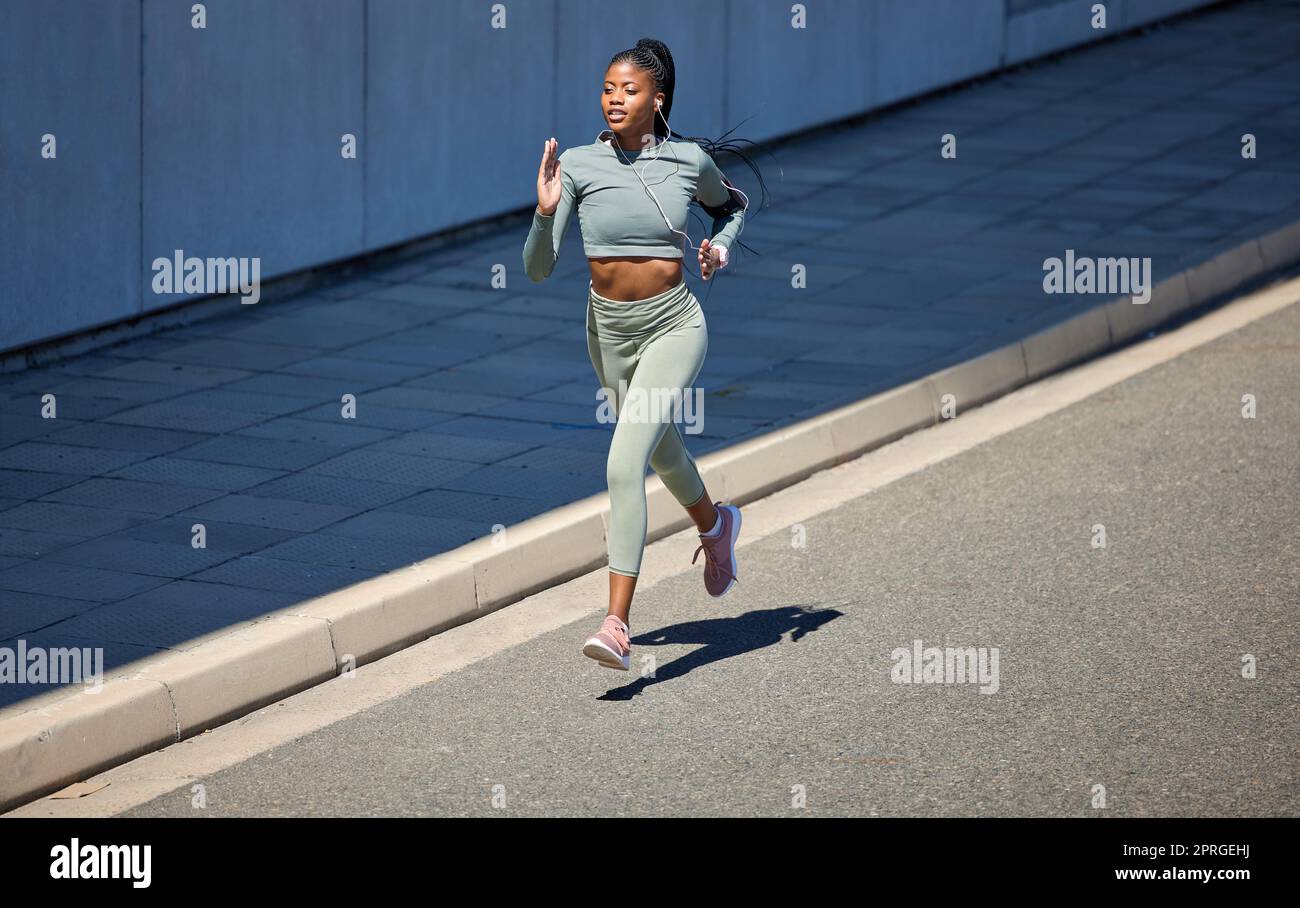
(587, 300, 639, 629)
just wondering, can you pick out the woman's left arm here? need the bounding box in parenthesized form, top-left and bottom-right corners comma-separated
(695, 145, 744, 273)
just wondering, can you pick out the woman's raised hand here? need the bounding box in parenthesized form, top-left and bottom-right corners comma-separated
(536, 138, 562, 216)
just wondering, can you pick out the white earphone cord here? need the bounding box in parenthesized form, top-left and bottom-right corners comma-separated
(596, 103, 748, 262)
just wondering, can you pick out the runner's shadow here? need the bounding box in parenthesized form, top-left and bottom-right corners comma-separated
(596, 604, 844, 701)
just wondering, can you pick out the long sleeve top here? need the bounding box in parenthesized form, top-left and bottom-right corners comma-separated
(523, 132, 744, 282)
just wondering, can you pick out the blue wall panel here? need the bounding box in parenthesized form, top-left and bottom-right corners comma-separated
(875, 0, 1006, 106)
(365, 0, 553, 252)
(141, 0, 365, 310)
(726, 0, 874, 143)
(0, 0, 141, 350)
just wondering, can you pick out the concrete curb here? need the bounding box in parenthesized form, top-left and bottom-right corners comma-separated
(3, 220, 1300, 813)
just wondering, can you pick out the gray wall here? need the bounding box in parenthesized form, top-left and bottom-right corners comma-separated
(1, 0, 1218, 354)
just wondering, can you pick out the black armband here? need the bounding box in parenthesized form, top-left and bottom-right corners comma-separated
(697, 185, 746, 219)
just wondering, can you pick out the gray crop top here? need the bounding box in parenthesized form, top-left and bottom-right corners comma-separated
(523, 131, 744, 281)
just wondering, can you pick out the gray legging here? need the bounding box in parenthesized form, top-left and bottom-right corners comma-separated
(586, 278, 709, 577)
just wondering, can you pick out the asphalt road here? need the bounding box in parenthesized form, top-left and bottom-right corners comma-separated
(114, 299, 1300, 817)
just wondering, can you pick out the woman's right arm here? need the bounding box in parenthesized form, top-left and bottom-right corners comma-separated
(523, 140, 577, 282)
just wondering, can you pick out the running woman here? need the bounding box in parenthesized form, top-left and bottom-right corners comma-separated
(522, 38, 769, 671)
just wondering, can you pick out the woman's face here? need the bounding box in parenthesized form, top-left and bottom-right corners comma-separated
(603, 62, 661, 146)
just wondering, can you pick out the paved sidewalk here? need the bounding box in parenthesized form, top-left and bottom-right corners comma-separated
(1, 0, 1299, 713)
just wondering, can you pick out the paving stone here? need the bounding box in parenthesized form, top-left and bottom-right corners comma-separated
(221, 313, 395, 348)
(177, 494, 361, 532)
(402, 367, 560, 397)
(398, 321, 532, 349)
(170, 388, 320, 417)
(118, 516, 297, 553)
(104, 400, 270, 433)
(35, 535, 237, 578)
(692, 392, 809, 421)
(360, 386, 511, 414)
(0, 469, 86, 500)
(1181, 170, 1300, 215)
(0, 589, 101, 639)
(170, 435, 339, 471)
(43, 376, 183, 404)
(0, 560, 169, 602)
(355, 282, 479, 307)
(24, 583, 298, 653)
(450, 354, 588, 384)
(0, 369, 72, 395)
(0, 414, 64, 448)
(379, 488, 543, 525)
(0, 527, 85, 559)
(153, 338, 314, 370)
(495, 445, 610, 476)
(242, 472, 423, 509)
(411, 265, 514, 290)
(93, 360, 252, 387)
(0, 501, 152, 536)
(277, 355, 430, 383)
(105, 455, 286, 491)
(257, 533, 438, 572)
(0, 392, 138, 421)
(688, 413, 772, 439)
(187, 556, 379, 597)
(0, 442, 153, 477)
(332, 339, 480, 369)
(217, 370, 394, 399)
(474, 399, 604, 427)
(313, 277, 390, 300)
(366, 261, 436, 282)
(368, 431, 534, 464)
(42, 421, 208, 454)
(290, 401, 460, 432)
(320, 510, 496, 548)
(795, 343, 950, 369)
(524, 379, 606, 405)
(309, 298, 436, 328)
(38, 477, 226, 515)
(306, 448, 482, 488)
(433, 415, 613, 452)
(485, 294, 582, 320)
(439, 464, 607, 502)
(233, 416, 396, 448)
(734, 360, 899, 387)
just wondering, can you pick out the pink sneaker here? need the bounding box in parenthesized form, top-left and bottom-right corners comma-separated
(692, 502, 741, 597)
(582, 614, 631, 671)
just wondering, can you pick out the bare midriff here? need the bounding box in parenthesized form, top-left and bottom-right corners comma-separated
(588, 256, 683, 302)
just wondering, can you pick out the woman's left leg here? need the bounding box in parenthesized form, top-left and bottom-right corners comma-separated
(603, 312, 709, 580)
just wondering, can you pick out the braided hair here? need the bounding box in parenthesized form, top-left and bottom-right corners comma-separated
(608, 37, 771, 265)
